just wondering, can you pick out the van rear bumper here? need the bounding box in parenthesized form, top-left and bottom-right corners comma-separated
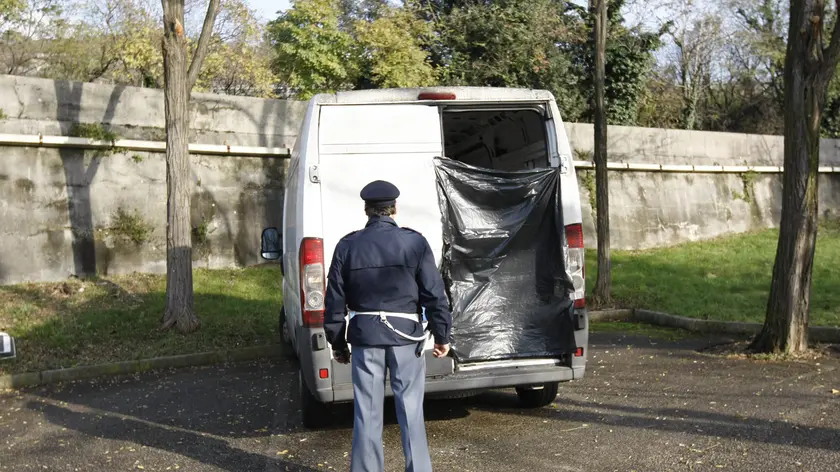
(325, 364, 581, 403)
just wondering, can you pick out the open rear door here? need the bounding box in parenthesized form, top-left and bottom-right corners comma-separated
(434, 157, 577, 364)
(317, 104, 445, 354)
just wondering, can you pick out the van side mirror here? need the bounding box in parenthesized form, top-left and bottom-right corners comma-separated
(261, 227, 282, 261)
(0, 332, 16, 360)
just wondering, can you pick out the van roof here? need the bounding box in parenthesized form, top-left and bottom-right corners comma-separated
(313, 87, 556, 104)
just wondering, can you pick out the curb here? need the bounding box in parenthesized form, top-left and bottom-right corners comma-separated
(4, 309, 837, 390)
(0, 344, 283, 390)
(588, 309, 634, 322)
(589, 308, 840, 344)
(633, 309, 761, 336)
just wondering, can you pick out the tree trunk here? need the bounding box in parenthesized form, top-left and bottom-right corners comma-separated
(750, 0, 840, 354)
(592, 0, 611, 306)
(160, 0, 199, 334)
(678, 44, 698, 131)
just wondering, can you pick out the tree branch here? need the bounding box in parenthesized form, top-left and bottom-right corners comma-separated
(89, 57, 117, 81)
(186, 0, 221, 92)
(821, 0, 840, 79)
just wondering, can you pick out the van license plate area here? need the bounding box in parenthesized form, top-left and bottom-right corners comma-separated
(425, 351, 455, 377)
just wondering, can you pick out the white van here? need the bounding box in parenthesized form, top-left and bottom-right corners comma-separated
(260, 87, 589, 428)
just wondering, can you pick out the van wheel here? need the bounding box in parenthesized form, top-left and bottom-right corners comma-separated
(515, 382, 559, 408)
(300, 371, 333, 429)
(278, 306, 296, 359)
(279, 305, 287, 339)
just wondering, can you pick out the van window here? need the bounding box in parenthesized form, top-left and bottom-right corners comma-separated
(442, 108, 550, 171)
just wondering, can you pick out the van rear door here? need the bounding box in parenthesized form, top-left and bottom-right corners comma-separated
(317, 103, 445, 353)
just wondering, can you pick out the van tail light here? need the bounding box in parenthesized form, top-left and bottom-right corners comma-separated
(418, 92, 456, 100)
(565, 224, 585, 308)
(300, 238, 325, 327)
(565, 223, 584, 249)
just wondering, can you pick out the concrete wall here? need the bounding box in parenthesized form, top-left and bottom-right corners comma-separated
(0, 74, 307, 146)
(0, 75, 302, 285)
(0, 146, 286, 284)
(564, 123, 840, 249)
(0, 75, 839, 284)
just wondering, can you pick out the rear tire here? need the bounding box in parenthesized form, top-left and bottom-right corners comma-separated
(300, 371, 333, 429)
(278, 306, 296, 360)
(515, 382, 559, 408)
(278, 305, 286, 337)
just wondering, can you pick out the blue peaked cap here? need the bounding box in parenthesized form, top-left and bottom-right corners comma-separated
(360, 180, 400, 208)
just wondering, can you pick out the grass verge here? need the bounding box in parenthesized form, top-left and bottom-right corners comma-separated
(0, 265, 282, 375)
(589, 321, 697, 341)
(585, 222, 840, 326)
(3, 224, 838, 375)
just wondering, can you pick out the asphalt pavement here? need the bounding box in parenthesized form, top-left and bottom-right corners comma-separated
(1, 332, 838, 472)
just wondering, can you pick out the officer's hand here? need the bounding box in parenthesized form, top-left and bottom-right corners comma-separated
(334, 347, 351, 364)
(433, 344, 450, 358)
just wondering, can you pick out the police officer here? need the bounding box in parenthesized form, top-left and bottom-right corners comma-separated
(323, 180, 452, 472)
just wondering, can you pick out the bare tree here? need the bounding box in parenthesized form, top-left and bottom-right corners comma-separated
(160, 0, 220, 334)
(750, 0, 840, 353)
(591, 0, 611, 305)
(648, 0, 728, 130)
(0, 0, 62, 75)
(671, 16, 723, 129)
(731, 0, 788, 108)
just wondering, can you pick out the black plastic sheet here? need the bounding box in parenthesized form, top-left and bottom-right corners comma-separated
(434, 157, 577, 363)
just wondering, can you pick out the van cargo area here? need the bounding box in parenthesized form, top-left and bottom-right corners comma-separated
(442, 108, 550, 171)
(436, 106, 578, 364)
(315, 99, 581, 365)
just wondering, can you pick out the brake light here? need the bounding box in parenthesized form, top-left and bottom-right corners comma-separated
(574, 347, 584, 357)
(418, 92, 456, 100)
(319, 368, 329, 379)
(565, 223, 585, 308)
(300, 238, 325, 327)
(565, 223, 584, 249)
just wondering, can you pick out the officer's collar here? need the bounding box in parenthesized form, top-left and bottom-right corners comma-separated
(366, 215, 398, 227)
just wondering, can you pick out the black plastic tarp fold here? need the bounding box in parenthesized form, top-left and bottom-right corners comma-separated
(434, 157, 576, 363)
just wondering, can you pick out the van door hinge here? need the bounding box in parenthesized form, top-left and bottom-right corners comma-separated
(557, 154, 569, 174)
(308, 165, 321, 183)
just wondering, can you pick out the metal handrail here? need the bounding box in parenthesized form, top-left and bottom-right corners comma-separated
(2, 133, 839, 172)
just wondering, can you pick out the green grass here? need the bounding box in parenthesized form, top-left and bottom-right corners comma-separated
(589, 321, 696, 341)
(2, 224, 838, 375)
(0, 265, 283, 375)
(585, 222, 840, 326)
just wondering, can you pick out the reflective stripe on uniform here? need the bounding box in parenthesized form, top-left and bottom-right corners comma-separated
(349, 311, 429, 342)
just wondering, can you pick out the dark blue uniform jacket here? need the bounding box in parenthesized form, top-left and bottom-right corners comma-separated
(323, 216, 452, 349)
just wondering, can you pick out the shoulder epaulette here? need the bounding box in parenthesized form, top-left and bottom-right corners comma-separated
(341, 230, 361, 240)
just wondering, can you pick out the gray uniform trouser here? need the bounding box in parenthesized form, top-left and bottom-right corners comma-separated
(350, 343, 432, 472)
